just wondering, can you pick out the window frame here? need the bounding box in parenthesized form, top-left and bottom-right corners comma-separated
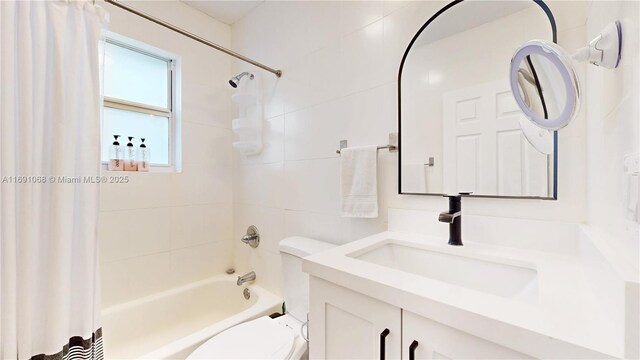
(102, 32, 182, 173)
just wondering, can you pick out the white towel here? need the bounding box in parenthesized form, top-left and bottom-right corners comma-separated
(340, 145, 378, 218)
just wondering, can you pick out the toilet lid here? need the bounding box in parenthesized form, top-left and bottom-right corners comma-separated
(187, 316, 296, 360)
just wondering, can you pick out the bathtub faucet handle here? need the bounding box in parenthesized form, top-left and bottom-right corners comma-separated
(241, 225, 260, 248)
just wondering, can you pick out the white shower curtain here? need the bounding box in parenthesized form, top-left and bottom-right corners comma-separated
(0, 1, 107, 359)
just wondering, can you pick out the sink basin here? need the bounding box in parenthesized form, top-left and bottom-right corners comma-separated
(349, 242, 538, 303)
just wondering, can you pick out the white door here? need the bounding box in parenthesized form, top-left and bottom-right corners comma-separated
(309, 277, 402, 360)
(402, 310, 533, 360)
(443, 80, 549, 196)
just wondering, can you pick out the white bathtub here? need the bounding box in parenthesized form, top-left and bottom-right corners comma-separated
(101, 275, 283, 360)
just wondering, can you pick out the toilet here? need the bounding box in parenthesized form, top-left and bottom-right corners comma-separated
(186, 236, 335, 360)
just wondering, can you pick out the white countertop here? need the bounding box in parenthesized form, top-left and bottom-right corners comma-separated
(303, 231, 624, 358)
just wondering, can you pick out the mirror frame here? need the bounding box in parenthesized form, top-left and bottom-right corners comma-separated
(397, 0, 559, 200)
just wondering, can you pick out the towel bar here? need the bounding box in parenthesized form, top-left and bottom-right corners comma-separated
(336, 144, 397, 154)
(336, 133, 399, 154)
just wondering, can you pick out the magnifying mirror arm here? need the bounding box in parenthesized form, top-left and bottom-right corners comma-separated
(572, 20, 622, 69)
(510, 20, 622, 133)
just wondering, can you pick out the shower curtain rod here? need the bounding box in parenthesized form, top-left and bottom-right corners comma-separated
(103, 0, 283, 77)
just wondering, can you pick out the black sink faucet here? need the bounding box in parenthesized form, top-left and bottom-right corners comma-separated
(438, 194, 464, 246)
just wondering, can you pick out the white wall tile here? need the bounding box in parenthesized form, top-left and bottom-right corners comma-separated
(387, 208, 579, 255)
(304, 1, 343, 53)
(100, 260, 131, 308)
(284, 210, 351, 246)
(343, 83, 396, 147)
(100, 173, 172, 211)
(234, 163, 262, 206)
(255, 250, 284, 297)
(281, 42, 343, 113)
(99, 208, 172, 261)
(262, 77, 286, 120)
(262, 116, 285, 164)
(349, 217, 388, 241)
(381, 2, 431, 83)
(171, 242, 231, 285)
(267, 2, 317, 67)
(340, 1, 384, 37)
(170, 164, 233, 206)
(182, 84, 231, 129)
(387, 208, 449, 237)
(99, 211, 131, 262)
(284, 100, 346, 161)
(123, 1, 230, 46)
(547, 0, 592, 32)
(170, 204, 232, 249)
(182, 122, 232, 166)
(340, 19, 385, 96)
(283, 158, 340, 214)
(127, 208, 173, 257)
(382, 0, 411, 16)
(235, 162, 284, 208)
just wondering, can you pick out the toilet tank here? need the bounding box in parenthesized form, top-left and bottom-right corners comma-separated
(279, 236, 335, 322)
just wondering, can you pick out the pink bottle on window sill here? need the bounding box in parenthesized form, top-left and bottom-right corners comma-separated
(108, 135, 123, 171)
(137, 138, 150, 172)
(124, 136, 138, 171)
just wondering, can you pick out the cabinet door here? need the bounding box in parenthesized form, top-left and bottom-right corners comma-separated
(402, 310, 533, 360)
(309, 276, 402, 360)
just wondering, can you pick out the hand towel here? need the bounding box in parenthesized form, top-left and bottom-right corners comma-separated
(340, 145, 378, 218)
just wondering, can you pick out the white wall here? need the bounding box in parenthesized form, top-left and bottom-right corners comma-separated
(98, 0, 233, 308)
(585, 1, 640, 266)
(229, 0, 595, 297)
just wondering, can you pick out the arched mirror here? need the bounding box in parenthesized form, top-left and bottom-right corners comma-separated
(398, 0, 558, 199)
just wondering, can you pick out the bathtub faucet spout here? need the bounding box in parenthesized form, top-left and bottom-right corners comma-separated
(237, 271, 256, 286)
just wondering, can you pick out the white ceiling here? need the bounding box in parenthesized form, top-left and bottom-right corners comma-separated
(181, 0, 263, 25)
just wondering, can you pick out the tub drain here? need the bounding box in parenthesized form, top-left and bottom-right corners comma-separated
(243, 288, 251, 300)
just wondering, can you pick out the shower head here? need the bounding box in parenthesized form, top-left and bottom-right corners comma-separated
(229, 72, 254, 88)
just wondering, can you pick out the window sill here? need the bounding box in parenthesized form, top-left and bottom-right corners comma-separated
(100, 162, 179, 174)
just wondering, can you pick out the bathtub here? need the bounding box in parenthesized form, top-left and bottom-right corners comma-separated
(101, 274, 283, 360)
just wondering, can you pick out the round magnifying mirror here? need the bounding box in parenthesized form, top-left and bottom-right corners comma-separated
(510, 40, 581, 130)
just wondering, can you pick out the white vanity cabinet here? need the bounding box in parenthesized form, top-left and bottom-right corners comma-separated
(304, 230, 627, 359)
(401, 310, 532, 360)
(309, 277, 533, 360)
(309, 277, 402, 360)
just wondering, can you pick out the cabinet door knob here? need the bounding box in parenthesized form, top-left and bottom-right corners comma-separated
(379, 328, 390, 360)
(409, 340, 419, 360)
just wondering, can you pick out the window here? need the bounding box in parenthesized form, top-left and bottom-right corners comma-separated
(102, 35, 180, 169)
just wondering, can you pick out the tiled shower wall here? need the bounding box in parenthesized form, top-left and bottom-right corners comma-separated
(585, 2, 640, 258)
(98, 1, 233, 308)
(230, 1, 594, 296)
